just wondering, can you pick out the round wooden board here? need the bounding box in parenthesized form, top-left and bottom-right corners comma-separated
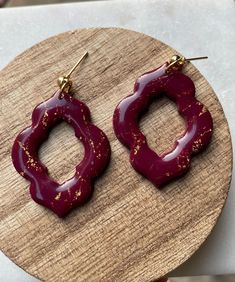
(0, 28, 232, 282)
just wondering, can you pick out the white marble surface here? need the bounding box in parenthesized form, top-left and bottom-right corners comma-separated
(0, 0, 234, 281)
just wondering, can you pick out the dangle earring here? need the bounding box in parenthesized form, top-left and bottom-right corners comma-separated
(113, 55, 213, 188)
(12, 52, 111, 217)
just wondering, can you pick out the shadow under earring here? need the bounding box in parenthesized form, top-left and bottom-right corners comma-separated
(113, 55, 213, 188)
(12, 52, 111, 217)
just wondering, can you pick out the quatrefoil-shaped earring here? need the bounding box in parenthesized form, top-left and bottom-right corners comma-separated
(113, 55, 213, 188)
(12, 52, 111, 217)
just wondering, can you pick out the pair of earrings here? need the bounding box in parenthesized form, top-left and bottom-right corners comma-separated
(12, 52, 213, 217)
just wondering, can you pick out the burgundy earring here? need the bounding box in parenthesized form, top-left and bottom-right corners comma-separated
(12, 52, 111, 217)
(113, 55, 213, 188)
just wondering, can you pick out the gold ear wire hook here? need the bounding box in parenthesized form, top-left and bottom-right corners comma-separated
(186, 56, 208, 61)
(166, 55, 208, 72)
(58, 51, 88, 93)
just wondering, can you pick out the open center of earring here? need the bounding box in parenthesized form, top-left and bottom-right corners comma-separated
(39, 122, 84, 184)
(140, 95, 185, 156)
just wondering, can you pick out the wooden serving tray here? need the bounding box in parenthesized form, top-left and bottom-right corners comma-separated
(0, 28, 232, 281)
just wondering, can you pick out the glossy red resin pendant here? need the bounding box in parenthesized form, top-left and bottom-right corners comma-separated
(113, 62, 213, 188)
(12, 90, 110, 217)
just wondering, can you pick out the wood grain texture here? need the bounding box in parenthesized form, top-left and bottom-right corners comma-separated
(0, 28, 232, 282)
